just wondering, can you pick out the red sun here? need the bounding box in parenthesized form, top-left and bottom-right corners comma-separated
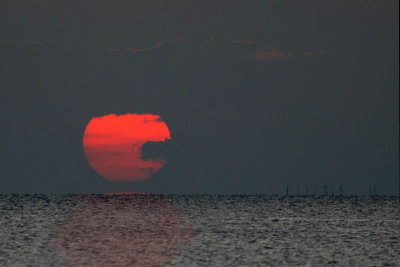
(82, 114, 171, 181)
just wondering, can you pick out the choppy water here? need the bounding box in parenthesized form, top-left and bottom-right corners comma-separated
(0, 195, 398, 266)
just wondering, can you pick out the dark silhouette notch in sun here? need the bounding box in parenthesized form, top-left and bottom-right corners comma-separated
(82, 114, 171, 181)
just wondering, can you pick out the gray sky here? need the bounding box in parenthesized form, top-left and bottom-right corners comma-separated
(0, 0, 398, 194)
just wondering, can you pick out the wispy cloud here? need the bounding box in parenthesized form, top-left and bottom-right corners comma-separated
(0, 38, 51, 51)
(251, 49, 294, 61)
(0, 36, 327, 61)
(63, 38, 191, 53)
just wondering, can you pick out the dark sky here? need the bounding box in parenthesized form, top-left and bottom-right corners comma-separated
(0, 0, 398, 194)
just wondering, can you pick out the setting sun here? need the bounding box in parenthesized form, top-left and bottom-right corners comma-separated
(82, 114, 171, 181)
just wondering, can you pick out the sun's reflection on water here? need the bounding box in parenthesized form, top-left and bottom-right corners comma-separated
(54, 193, 195, 266)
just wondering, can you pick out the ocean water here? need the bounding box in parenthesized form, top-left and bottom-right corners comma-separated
(0, 194, 398, 266)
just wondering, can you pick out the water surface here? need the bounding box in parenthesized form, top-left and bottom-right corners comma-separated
(0, 195, 398, 266)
